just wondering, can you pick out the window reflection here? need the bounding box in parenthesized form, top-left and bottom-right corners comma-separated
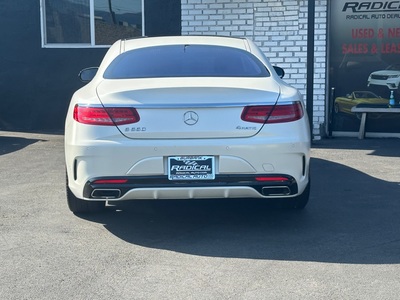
(94, 0, 142, 45)
(43, 0, 143, 46)
(45, 0, 91, 44)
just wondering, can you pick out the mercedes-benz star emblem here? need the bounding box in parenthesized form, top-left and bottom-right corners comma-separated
(183, 111, 199, 125)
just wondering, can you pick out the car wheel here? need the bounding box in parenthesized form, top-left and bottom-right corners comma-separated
(289, 180, 310, 209)
(66, 174, 105, 213)
(334, 103, 340, 114)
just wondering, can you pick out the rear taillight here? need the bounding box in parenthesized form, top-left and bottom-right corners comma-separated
(73, 105, 140, 126)
(241, 102, 304, 124)
(255, 176, 290, 182)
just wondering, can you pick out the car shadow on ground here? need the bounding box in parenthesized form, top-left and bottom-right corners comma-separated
(77, 155, 400, 264)
(313, 137, 400, 157)
(0, 136, 46, 156)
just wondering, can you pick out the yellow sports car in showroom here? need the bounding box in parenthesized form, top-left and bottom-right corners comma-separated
(334, 91, 388, 117)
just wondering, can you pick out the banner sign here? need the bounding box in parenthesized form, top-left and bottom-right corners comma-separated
(329, 1, 400, 133)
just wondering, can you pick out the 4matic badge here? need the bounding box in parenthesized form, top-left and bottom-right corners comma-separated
(236, 126, 257, 130)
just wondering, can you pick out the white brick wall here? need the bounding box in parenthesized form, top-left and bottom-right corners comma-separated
(181, 0, 328, 139)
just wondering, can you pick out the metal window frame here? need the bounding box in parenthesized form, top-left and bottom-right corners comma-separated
(40, 0, 145, 48)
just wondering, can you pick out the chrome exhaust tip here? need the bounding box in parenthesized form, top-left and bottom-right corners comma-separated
(262, 186, 291, 196)
(91, 189, 121, 199)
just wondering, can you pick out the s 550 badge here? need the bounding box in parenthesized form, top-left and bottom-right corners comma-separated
(125, 127, 147, 132)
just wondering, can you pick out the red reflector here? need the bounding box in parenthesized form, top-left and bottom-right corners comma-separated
(241, 102, 304, 124)
(74, 105, 140, 126)
(255, 176, 289, 182)
(93, 179, 128, 184)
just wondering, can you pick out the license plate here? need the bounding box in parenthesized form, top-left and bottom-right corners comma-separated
(168, 156, 215, 180)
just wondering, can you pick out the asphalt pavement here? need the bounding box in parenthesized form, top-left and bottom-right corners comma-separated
(1, 131, 400, 299)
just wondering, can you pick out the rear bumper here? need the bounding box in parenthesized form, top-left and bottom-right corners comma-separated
(65, 121, 311, 200)
(83, 174, 299, 201)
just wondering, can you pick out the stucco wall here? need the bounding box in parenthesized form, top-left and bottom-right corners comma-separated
(181, 0, 328, 139)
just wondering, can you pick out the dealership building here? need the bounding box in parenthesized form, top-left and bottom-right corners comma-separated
(1, 0, 400, 139)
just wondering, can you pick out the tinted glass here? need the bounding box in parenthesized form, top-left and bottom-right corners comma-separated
(94, 0, 142, 45)
(43, 0, 143, 46)
(103, 45, 270, 78)
(45, 0, 90, 44)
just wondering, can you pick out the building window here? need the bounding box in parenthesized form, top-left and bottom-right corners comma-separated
(40, 0, 144, 48)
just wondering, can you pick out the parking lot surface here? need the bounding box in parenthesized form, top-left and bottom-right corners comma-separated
(1, 131, 400, 299)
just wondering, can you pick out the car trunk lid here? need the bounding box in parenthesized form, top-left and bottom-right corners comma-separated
(96, 78, 281, 139)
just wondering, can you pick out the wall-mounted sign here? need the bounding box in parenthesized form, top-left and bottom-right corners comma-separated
(329, 1, 400, 134)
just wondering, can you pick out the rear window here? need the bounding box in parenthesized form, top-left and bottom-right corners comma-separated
(103, 45, 270, 79)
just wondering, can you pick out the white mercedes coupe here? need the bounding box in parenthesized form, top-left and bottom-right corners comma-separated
(65, 36, 311, 213)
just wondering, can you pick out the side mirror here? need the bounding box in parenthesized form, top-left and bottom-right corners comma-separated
(273, 66, 285, 78)
(78, 67, 98, 83)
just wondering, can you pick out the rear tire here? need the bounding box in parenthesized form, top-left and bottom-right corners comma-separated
(290, 180, 310, 209)
(66, 175, 105, 213)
